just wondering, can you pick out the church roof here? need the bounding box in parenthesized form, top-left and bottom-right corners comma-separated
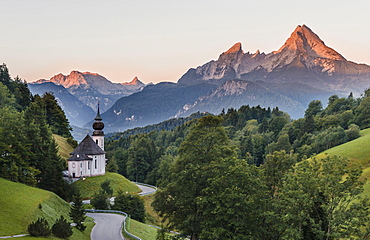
(70, 135, 105, 156)
(67, 152, 92, 161)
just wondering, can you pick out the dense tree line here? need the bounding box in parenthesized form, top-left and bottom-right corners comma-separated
(105, 89, 370, 238)
(152, 116, 369, 239)
(107, 111, 210, 140)
(0, 64, 73, 200)
(105, 91, 367, 186)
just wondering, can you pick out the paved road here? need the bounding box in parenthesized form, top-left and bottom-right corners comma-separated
(86, 182, 157, 240)
(86, 213, 125, 240)
(136, 183, 157, 196)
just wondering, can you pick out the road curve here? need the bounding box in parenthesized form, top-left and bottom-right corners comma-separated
(136, 183, 157, 196)
(86, 213, 125, 240)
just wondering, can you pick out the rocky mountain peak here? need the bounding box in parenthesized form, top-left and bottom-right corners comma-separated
(275, 24, 346, 61)
(122, 76, 145, 86)
(252, 50, 261, 58)
(224, 42, 243, 54)
(48, 71, 88, 88)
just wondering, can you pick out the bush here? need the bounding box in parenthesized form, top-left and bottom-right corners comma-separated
(28, 218, 51, 237)
(113, 190, 145, 222)
(52, 216, 73, 239)
(345, 124, 360, 141)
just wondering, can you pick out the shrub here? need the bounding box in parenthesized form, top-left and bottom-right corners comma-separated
(28, 218, 51, 237)
(52, 216, 73, 239)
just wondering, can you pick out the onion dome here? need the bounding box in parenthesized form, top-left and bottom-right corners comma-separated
(92, 103, 104, 136)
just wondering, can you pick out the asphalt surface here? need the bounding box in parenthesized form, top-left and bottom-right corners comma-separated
(86, 213, 126, 240)
(86, 183, 157, 240)
(136, 183, 157, 196)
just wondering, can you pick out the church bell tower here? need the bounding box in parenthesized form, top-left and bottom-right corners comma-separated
(92, 103, 104, 150)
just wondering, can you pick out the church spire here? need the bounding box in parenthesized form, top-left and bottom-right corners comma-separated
(92, 102, 104, 134)
(95, 101, 102, 121)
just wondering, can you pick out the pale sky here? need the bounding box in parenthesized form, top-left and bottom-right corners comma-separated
(2, 0, 370, 84)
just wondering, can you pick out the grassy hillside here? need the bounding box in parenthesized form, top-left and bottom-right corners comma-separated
(0, 178, 71, 236)
(315, 128, 370, 176)
(53, 134, 74, 161)
(314, 128, 370, 197)
(315, 128, 370, 164)
(72, 172, 141, 199)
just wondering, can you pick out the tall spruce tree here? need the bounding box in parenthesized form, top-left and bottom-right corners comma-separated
(70, 189, 86, 231)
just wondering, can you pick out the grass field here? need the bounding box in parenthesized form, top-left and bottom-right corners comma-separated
(52, 134, 74, 161)
(315, 128, 370, 167)
(0, 178, 71, 236)
(314, 128, 370, 201)
(72, 172, 141, 199)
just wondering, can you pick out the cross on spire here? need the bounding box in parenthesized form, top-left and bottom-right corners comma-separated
(95, 101, 102, 121)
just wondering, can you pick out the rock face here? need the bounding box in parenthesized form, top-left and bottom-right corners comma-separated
(33, 71, 145, 112)
(178, 25, 370, 95)
(121, 76, 145, 86)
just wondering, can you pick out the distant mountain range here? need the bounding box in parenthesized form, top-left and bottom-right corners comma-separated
(30, 25, 370, 133)
(29, 71, 145, 127)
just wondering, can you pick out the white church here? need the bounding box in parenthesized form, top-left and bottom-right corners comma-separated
(67, 105, 106, 178)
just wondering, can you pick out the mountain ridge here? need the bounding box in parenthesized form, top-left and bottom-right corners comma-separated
(30, 25, 370, 133)
(31, 71, 145, 113)
(178, 24, 370, 95)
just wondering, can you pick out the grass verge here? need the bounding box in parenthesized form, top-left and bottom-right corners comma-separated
(125, 218, 158, 240)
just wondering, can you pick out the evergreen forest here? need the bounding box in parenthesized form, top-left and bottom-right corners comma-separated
(0, 64, 75, 201)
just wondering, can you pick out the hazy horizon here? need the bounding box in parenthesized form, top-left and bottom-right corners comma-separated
(2, 0, 370, 84)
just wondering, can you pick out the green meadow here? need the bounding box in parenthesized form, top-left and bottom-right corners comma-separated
(0, 178, 71, 236)
(72, 172, 141, 199)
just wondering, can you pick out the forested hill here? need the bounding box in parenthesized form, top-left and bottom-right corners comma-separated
(0, 64, 75, 201)
(105, 90, 370, 184)
(105, 89, 370, 239)
(106, 111, 210, 140)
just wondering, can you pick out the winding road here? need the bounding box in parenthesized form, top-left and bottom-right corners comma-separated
(86, 213, 125, 240)
(87, 182, 156, 240)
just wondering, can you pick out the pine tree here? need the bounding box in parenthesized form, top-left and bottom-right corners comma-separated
(36, 92, 72, 138)
(28, 218, 51, 237)
(70, 189, 86, 231)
